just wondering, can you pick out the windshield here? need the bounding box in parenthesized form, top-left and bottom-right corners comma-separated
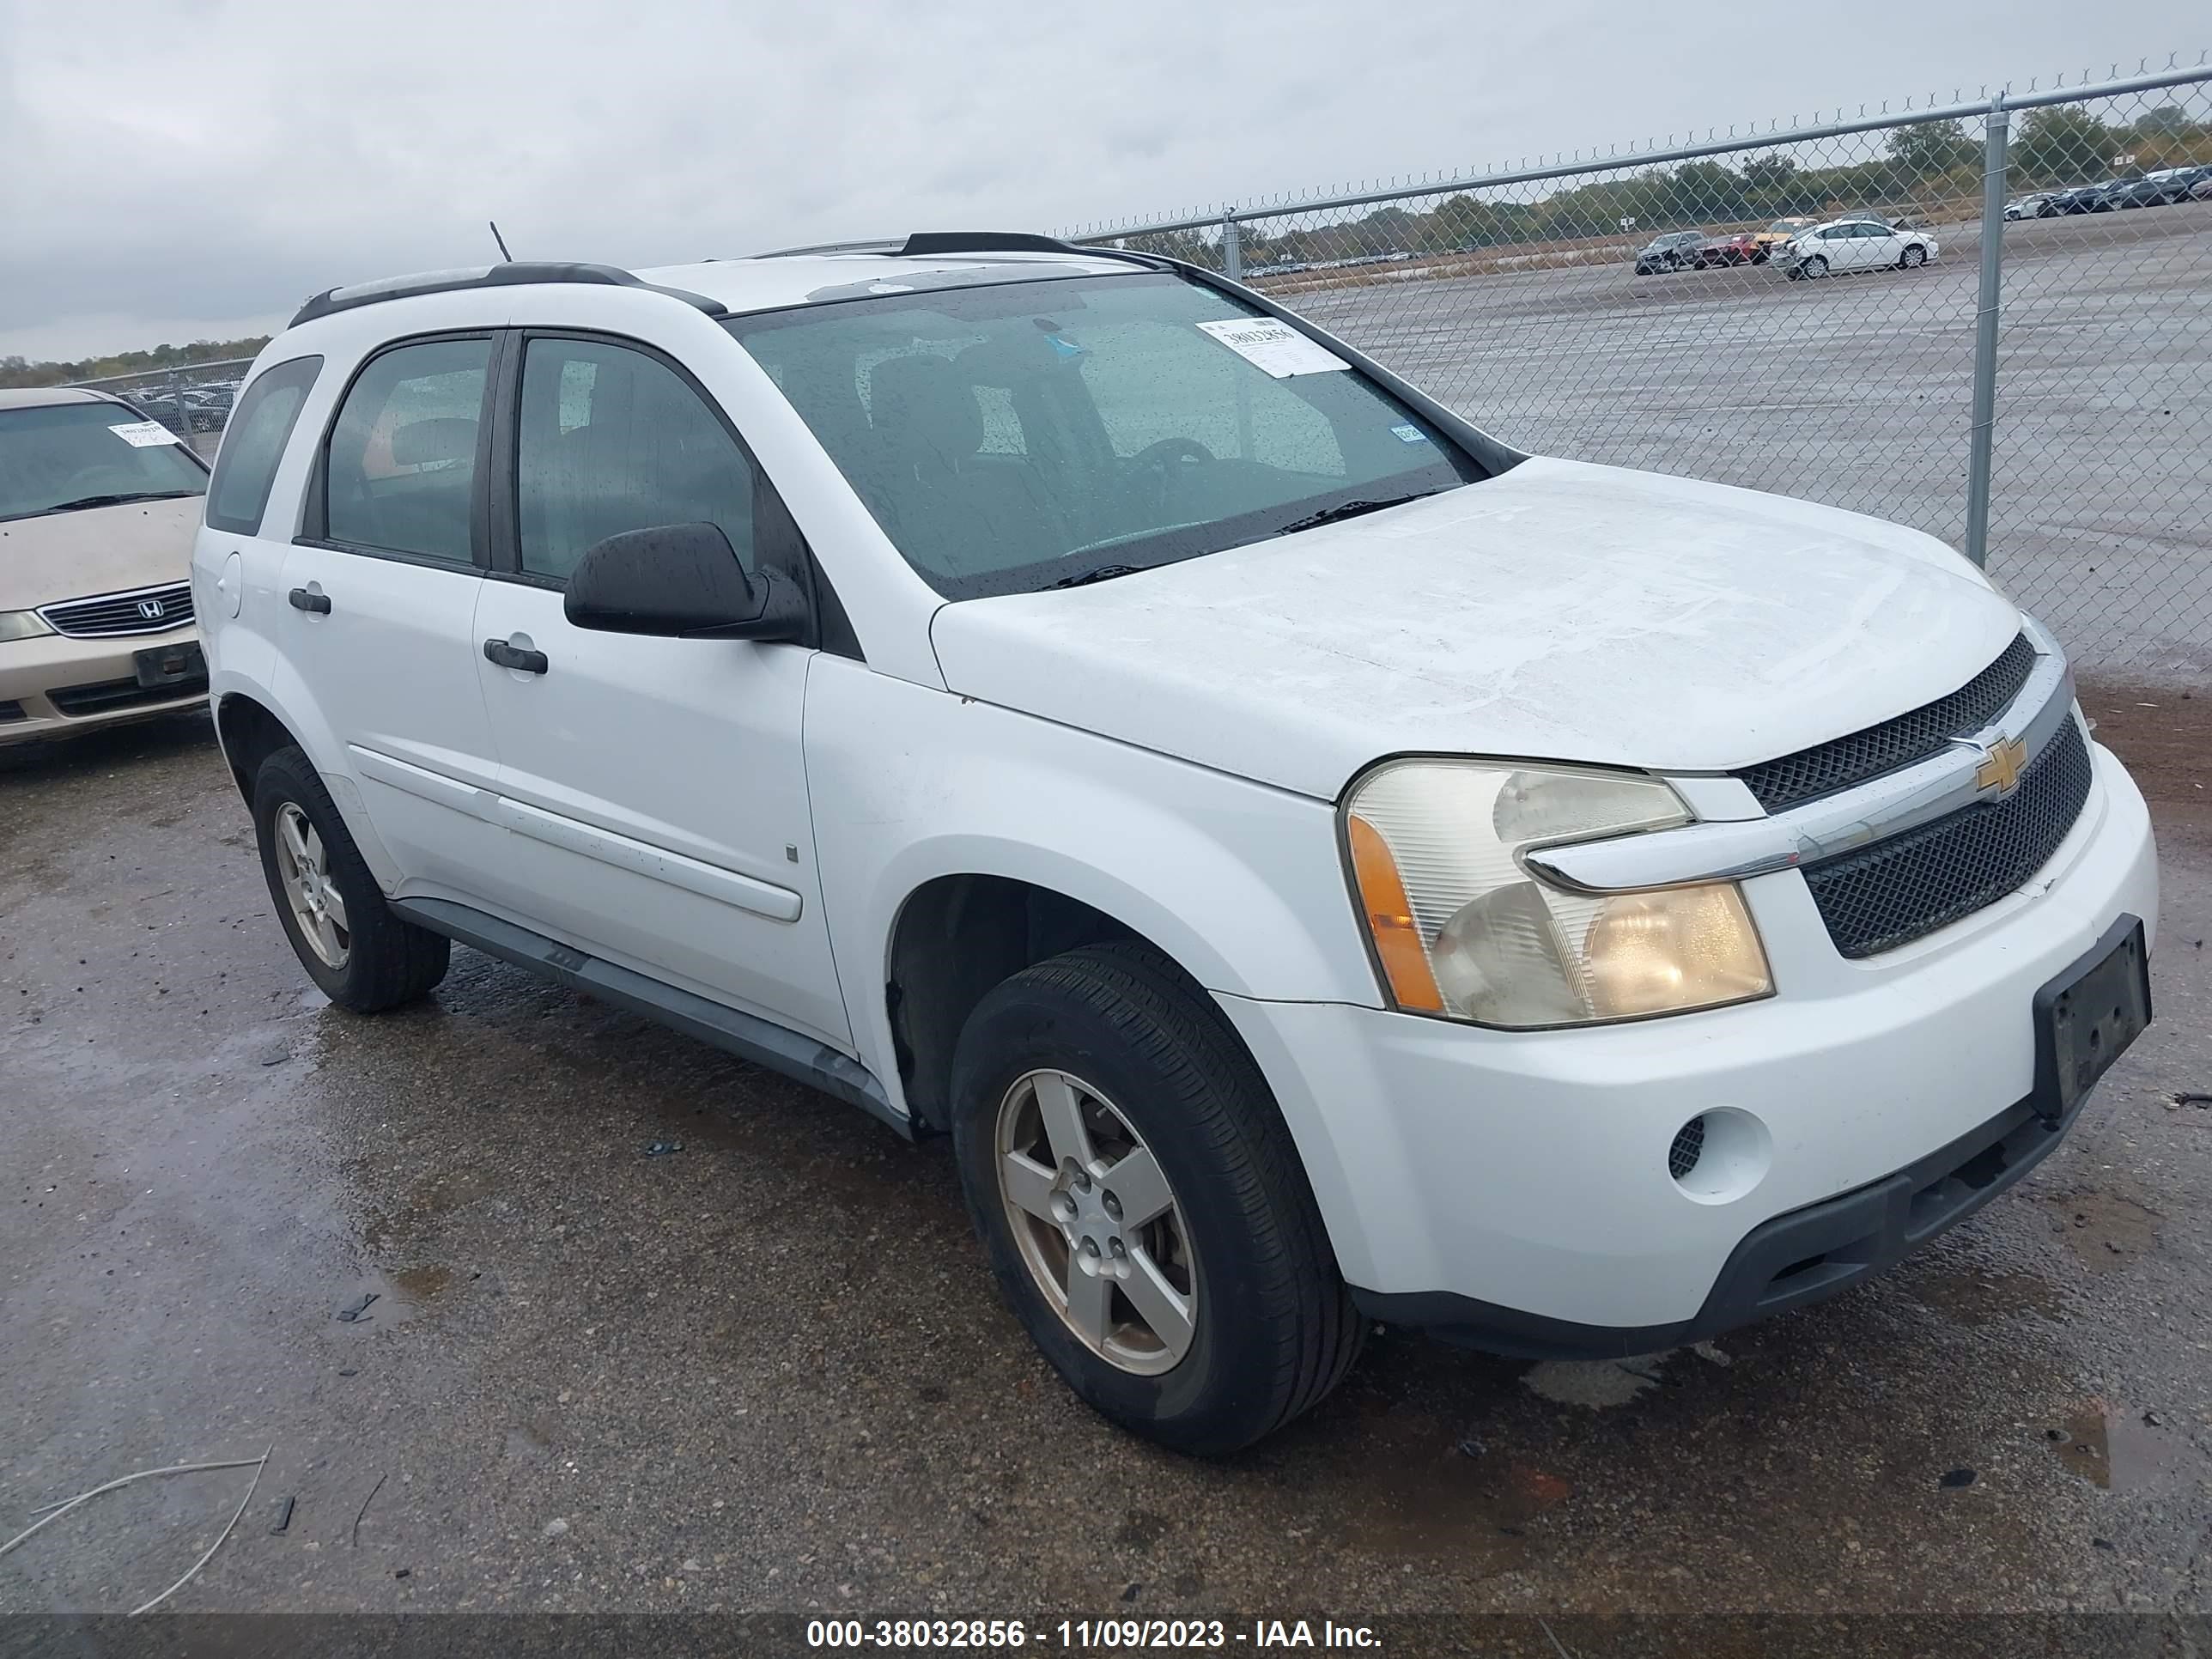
(725, 271, 1486, 598)
(0, 400, 207, 523)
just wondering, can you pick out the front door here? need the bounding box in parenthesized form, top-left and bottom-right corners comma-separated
(467, 331, 849, 1048)
(274, 333, 506, 894)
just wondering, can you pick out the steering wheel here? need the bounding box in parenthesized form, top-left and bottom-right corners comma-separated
(1127, 436, 1217, 512)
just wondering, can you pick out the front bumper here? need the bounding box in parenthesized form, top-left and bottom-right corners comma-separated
(0, 625, 208, 744)
(1215, 741, 2158, 1343)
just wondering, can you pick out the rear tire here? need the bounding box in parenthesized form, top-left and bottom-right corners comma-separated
(253, 745, 449, 1013)
(949, 941, 1362, 1455)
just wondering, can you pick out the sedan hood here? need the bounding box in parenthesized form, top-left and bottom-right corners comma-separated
(0, 496, 204, 613)
(928, 456, 2019, 800)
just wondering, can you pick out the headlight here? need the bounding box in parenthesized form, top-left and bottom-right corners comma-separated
(1343, 759, 1772, 1028)
(0, 610, 54, 643)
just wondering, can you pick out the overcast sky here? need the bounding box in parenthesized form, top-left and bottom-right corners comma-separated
(0, 0, 2198, 362)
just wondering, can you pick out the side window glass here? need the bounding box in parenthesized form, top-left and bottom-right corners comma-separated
(515, 337, 757, 582)
(205, 356, 321, 536)
(324, 337, 490, 563)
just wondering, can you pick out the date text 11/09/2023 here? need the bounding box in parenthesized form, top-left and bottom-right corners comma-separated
(805, 1619, 1383, 1649)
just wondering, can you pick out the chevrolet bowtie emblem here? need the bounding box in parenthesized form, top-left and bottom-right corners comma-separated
(1974, 735, 2028, 796)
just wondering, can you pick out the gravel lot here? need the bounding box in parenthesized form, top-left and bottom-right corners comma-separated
(2, 684, 2208, 1638)
(1290, 205, 2212, 678)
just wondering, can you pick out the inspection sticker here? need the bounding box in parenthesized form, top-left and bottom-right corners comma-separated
(1391, 423, 1431, 443)
(108, 420, 181, 447)
(1194, 317, 1349, 378)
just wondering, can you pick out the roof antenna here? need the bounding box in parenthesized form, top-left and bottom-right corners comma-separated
(489, 220, 514, 263)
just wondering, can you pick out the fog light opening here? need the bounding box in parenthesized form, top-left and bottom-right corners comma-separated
(1669, 1107, 1771, 1204)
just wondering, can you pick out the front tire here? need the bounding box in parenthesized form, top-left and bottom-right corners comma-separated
(1900, 244, 1927, 268)
(949, 942, 1362, 1455)
(253, 745, 449, 1012)
(1801, 255, 1830, 279)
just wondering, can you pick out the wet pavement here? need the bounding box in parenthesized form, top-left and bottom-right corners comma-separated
(2, 685, 2209, 1621)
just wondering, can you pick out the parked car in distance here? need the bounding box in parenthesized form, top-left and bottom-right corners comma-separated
(1633, 229, 1706, 274)
(0, 386, 211, 744)
(2191, 169, 2212, 202)
(195, 244, 2155, 1454)
(1778, 216, 1938, 278)
(1691, 232, 1760, 268)
(2006, 193, 2058, 219)
(2045, 184, 2108, 215)
(1751, 216, 1820, 258)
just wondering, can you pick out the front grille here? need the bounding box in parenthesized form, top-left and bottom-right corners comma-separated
(38, 581, 195, 639)
(47, 673, 209, 718)
(1803, 719, 2094, 958)
(1735, 633, 2039, 812)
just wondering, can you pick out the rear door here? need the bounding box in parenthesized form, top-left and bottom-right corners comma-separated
(274, 333, 505, 892)
(467, 329, 849, 1047)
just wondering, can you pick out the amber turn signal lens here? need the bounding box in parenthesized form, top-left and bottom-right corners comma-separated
(1347, 814, 1444, 1013)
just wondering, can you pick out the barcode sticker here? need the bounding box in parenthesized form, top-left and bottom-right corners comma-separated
(1194, 318, 1349, 378)
(108, 421, 182, 447)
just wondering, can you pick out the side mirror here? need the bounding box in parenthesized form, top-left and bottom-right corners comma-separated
(564, 522, 808, 642)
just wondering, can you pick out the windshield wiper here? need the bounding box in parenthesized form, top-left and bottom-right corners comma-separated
(1050, 562, 1148, 589)
(37, 489, 201, 515)
(1273, 491, 1437, 537)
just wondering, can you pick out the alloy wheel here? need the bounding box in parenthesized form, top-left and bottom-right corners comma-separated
(272, 801, 349, 969)
(994, 1069, 1199, 1376)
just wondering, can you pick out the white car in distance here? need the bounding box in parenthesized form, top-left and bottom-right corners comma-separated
(1780, 217, 1940, 278)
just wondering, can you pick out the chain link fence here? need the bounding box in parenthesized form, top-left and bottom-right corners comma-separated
(64, 357, 257, 461)
(1069, 62, 2212, 682)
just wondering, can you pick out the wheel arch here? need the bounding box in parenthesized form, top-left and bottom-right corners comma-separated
(884, 870, 1248, 1137)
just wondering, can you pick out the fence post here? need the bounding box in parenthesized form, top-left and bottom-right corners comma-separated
(1963, 100, 2009, 568)
(168, 369, 191, 445)
(1221, 216, 1243, 282)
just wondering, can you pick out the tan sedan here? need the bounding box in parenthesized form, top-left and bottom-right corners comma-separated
(1, 386, 210, 744)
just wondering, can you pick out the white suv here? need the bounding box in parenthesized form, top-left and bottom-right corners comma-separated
(193, 238, 2157, 1454)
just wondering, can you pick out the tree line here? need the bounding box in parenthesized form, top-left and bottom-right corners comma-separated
(1115, 102, 2211, 270)
(0, 334, 272, 392)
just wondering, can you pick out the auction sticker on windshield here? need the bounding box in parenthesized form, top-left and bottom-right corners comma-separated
(108, 421, 183, 447)
(1194, 317, 1349, 378)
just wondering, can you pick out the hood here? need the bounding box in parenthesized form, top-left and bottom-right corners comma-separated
(0, 496, 204, 613)
(928, 455, 2019, 801)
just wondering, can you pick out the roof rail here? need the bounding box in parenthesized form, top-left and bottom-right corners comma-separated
(289, 263, 728, 328)
(751, 239, 905, 258)
(895, 232, 1171, 270)
(748, 232, 1172, 273)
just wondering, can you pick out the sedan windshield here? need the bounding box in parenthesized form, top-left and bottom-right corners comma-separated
(1, 401, 207, 523)
(725, 271, 1487, 598)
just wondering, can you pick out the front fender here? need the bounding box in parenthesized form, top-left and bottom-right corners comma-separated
(803, 657, 1382, 1109)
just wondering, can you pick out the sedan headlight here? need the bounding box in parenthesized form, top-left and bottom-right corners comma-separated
(0, 610, 54, 643)
(1343, 759, 1771, 1028)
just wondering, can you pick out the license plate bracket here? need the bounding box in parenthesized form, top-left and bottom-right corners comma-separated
(2033, 916, 2151, 1124)
(132, 640, 205, 689)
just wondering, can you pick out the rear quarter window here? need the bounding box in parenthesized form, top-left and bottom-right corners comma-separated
(204, 356, 323, 535)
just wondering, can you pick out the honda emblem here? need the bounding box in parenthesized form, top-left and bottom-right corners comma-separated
(137, 598, 166, 621)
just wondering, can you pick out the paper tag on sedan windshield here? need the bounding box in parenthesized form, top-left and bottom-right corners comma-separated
(108, 420, 181, 447)
(1194, 318, 1348, 378)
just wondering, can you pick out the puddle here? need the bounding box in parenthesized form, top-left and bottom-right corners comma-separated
(2050, 1401, 2193, 1491)
(1909, 1267, 2063, 1325)
(328, 1262, 453, 1332)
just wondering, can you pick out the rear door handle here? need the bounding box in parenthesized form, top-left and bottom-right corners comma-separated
(483, 637, 550, 675)
(288, 587, 331, 614)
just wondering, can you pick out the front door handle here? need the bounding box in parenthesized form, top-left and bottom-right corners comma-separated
(288, 587, 331, 614)
(483, 637, 550, 675)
